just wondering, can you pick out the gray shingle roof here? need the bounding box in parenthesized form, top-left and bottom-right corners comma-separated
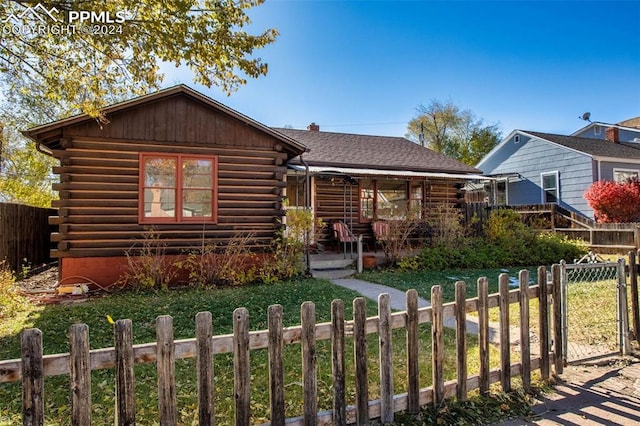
(274, 128, 479, 174)
(525, 131, 640, 159)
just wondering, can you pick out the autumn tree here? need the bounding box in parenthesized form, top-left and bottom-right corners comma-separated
(584, 178, 640, 223)
(0, 0, 277, 206)
(406, 100, 501, 166)
(1, 0, 277, 118)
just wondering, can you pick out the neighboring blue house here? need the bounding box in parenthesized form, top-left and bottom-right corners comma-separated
(476, 120, 640, 219)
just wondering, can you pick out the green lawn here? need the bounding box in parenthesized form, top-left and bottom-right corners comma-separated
(0, 277, 501, 425)
(357, 266, 541, 303)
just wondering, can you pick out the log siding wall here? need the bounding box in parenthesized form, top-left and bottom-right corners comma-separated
(47, 94, 294, 260)
(51, 139, 287, 258)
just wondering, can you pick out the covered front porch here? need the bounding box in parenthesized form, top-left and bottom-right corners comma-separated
(287, 165, 485, 249)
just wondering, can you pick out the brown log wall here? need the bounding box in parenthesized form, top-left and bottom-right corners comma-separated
(50, 138, 287, 258)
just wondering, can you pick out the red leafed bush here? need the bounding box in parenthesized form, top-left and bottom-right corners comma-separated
(584, 178, 640, 223)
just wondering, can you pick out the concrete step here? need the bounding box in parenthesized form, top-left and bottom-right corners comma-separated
(309, 258, 354, 270)
(310, 268, 356, 280)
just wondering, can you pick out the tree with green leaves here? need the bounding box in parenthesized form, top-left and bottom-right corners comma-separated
(0, 0, 278, 207)
(407, 100, 502, 166)
(1, 0, 277, 118)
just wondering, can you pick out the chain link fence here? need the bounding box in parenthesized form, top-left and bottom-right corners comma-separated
(561, 259, 630, 363)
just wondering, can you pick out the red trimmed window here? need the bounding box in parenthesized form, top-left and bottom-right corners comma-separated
(359, 179, 425, 222)
(139, 153, 218, 223)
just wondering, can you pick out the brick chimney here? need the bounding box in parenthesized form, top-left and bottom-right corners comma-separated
(307, 122, 319, 131)
(605, 126, 619, 143)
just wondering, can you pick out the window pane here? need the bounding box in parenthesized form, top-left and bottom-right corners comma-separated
(144, 188, 176, 217)
(410, 182, 423, 218)
(144, 158, 176, 187)
(613, 170, 639, 183)
(183, 159, 213, 188)
(183, 190, 213, 217)
(360, 179, 374, 219)
(544, 189, 557, 203)
(286, 176, 306, 207)
(377, 180, 407, 220)
(542, 174, 556, 189)
(496, 181, 507, 206)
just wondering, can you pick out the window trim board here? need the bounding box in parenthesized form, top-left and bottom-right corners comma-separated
(138, 152, 218, 224)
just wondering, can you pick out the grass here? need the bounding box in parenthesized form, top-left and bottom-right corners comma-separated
(357, 266, 540, 303)
(0, 276, 509, 425)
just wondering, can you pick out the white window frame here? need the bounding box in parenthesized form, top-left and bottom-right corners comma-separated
(540, 171, 560, 204)
(613, 168, 640, 183)
(594, 125, 601, 136)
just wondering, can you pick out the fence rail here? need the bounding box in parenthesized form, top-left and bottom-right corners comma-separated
(0, 203, 56, 271)
(1, 269, 560, 425)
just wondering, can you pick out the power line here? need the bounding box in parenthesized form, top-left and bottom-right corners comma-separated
(288, 121, 409, 130)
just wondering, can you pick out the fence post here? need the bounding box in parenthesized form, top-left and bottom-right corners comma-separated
(552, 264, 564, 375)
(378, 294, 393, 424)
(21, 328, 44, 426)
(301, 302, 317, 426)
(519, 270, 531, 391)
(267, 305, 285, 426)
(233, 308, 250, 426)
(406, 290, 420, 411)
(454, 282, 467, 402)
(195, 312, 214, 426)
(331, 300, 346, 425)
(431, 285, 444, 406)
(69, 324, 91, 426)
(114, 319, 136, 426)
(353, 297, 368, 426)
(156, 315, 176, 426)
(538, 266, 550, 382)
(617, 258, 630, 356)
(629, 250, 640, 344)
(559, 260, 568, 368)
(477, 277, 490, 394)
(498, 274, 510, 393)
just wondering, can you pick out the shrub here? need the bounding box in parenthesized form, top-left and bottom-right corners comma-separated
(261, 208, 323, 283)
(406, 233, 587, 271)
(584, 178, 640, 223)
(117, 228, 177, 290)
(178, 232, 259, 287)
(425, 203, 465, 244)
(379, 217, 420, 265)
(0, 262, 31, 321)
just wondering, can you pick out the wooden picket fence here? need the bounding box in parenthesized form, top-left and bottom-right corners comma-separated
(0, 203, 56, 271)
(0, 267, 563, 425)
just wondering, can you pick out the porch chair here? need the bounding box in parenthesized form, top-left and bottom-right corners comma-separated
(372, 221, 390, 252)
(332, 221, 357, 259)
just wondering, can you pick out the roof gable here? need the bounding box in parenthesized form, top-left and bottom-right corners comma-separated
(24, 85, 304, 155)
(478, 129, 640, 172)
(275, 128, 479, 174)
(526, 131, 640, 160)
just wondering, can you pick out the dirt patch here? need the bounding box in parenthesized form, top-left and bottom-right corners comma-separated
(15, 266, 107, 305)
(16, 266, 59, 293)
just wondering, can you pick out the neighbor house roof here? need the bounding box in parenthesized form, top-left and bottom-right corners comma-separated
(524, 131, 640, 160)
(275, 128, 480, 174)
(618, 117, 640, 129)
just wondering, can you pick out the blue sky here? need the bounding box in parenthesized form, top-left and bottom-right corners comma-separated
(162, 0, 640, 138)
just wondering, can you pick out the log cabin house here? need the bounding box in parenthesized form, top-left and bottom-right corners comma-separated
(25, 85, 482, 286)
(279, 126, 483, 249)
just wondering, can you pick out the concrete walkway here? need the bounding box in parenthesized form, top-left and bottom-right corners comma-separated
(331, 277, 508, 343)
(496, 356, 640, 425)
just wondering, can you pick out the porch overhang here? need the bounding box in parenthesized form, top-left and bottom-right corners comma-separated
(288, 165, 490, 180)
